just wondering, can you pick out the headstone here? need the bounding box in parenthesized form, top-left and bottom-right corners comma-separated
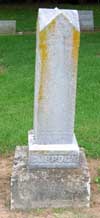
(78, 10, 94, 31)
(29, 8, 80, 169)
(0, 21, 16, 34)
(11, 8, 90, 209)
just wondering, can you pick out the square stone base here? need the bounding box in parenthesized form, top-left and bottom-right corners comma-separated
(11, 146, 90, 209)
(28, 130, 80, 169)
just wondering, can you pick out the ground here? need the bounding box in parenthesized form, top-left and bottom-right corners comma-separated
(0, 154, 100, 218)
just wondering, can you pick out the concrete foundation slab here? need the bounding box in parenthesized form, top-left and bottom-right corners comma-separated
(11, 146, 90, 209)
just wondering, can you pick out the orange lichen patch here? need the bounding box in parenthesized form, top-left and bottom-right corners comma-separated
(38, 29, 48, 102)
(72, 28, 80, 66)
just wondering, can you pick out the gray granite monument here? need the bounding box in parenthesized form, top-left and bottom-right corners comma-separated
(0, 21, 16, 34)
(11, 8, 90, 209)
(78, 10, 94, 31)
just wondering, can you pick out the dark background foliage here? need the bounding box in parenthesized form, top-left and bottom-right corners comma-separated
(0, 0, 98, 5)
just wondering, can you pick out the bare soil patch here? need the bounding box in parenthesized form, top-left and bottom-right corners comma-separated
(0, 155, 100, 218)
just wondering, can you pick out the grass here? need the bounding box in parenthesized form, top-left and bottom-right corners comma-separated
(0, 34, 35, 153)
(0, 32, 100, 157)
(0, 4, 99, 31)
(75, 32, 100, 158)
(0, 5, 37, 31)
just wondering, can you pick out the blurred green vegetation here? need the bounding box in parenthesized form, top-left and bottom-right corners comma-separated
(0, 4, 99, 31)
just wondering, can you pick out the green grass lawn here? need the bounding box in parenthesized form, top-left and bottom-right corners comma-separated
(0, 34, 35, 153)
(0, 5, 37, 32)
(76, 32, 100, 158)
(0, 32, 100, 157)
(0, 4, 99, 31)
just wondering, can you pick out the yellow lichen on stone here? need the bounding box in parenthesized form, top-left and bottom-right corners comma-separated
(38, 19, 56, 103)
(72, 28, 80, 66)
(38, 29, 48, 102)
(47, 19, 56, 32)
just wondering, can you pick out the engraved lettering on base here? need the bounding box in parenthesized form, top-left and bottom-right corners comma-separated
(29, 152, 79, 169)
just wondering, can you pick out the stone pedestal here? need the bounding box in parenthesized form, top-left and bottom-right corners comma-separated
(28, 130, 80, 169)
(11, 146, 90, 209)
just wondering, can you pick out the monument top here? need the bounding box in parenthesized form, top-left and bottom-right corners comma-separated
(38, 8, 80, 32)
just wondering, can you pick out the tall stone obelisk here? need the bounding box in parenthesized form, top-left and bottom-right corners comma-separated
(11, 9, 90, 209)
(28, 8, 80, 167)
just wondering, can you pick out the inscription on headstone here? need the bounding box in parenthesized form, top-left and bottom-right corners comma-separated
(29, 152, 79, 169)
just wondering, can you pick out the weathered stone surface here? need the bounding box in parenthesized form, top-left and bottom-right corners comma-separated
(11, 146, 90, 209)
(78, 11, 94, 31)
(33, 8, 80, 145)
(29, 8, 80, 170)
(11, 9, 90, 209)
(0, 21, 16, 34)
(28, 130, 80, 169)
